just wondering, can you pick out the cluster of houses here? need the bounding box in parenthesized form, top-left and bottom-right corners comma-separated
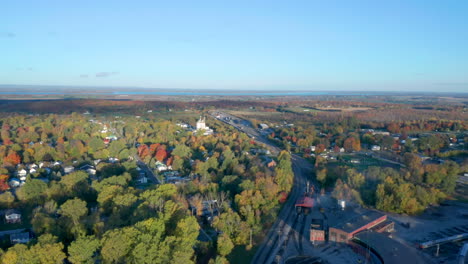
(8, 162, 57, 188)
(7, 158, 110, 189)
(0, 209, 31, 244)
(155, 161, 171, 172)
(161, 170, 190, 184)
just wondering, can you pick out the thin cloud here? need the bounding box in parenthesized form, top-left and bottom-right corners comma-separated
(80, 74, 89, 78)
(1, 32, 16, 38)
(96, 71, 119, 78)
(434, 82, 468, 86)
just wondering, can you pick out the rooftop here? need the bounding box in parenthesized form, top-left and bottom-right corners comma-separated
(354, 231, 426, 264)
(332, 210, 385, 234)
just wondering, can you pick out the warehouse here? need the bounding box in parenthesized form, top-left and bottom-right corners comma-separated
(329, 211, 387, 243)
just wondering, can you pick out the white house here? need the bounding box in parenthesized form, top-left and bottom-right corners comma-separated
(310, 146, 316, 152)
(9, 178, 20, 188)
(5, 210, 21, 224)
(29, 168, 37, 174)
(109, 157, 119, 163)
(17, 169, 27, 177)
(64, 166, 75, 174)
(371, 145, 381, 151)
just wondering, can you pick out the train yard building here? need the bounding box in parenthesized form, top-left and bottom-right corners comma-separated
(328, 211, 392, 243)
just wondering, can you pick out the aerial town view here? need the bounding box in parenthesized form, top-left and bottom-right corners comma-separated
(1, 1, 467, 264)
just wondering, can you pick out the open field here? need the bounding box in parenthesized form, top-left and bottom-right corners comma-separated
(310, 106, 374, 112)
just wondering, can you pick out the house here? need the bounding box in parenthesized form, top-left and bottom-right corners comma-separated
(350, 159, 360, 164)
(373, 131, 390, 136)
(137, 176, 148, 184)
(106, 135, 118, 141)
(79, 164, 94, 171)
(9, 178, 20, 188)
(310, 146, 316, 152)
(53, 161, 62, 167)
(17, 169, 27, 178)
(259, 123, 269, 130)
(339, 148, 345, 153)
(5, 209, 21, 224)
(176, 123, 189, 129)
(108, 157, 119, 163)
(64, 166, 75, 174)
(103, 138, 111, 145)
(155, 161, 170, 172)
(29, 168, 37, 174)
(371, 145, 381, 151)
(267, 159, 277, 168)
(86, 168, 96, 175)
(28, 164, 38, 169)
(10, 232, 30, 244)
(262, 157, 277, 168)
(251, 148, 271, 155)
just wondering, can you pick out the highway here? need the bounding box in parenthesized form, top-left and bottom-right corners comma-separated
(209, 111, 314, 264)
(209, 111, 281, 155)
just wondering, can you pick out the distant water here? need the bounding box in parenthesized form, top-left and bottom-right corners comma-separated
(0, 91, 367, 96)
(112, 91, 331, 96)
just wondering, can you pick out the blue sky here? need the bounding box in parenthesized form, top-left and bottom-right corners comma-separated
(1, 0, 467, 91)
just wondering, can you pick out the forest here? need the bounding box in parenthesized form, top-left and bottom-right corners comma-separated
(0, 112, 293, 263)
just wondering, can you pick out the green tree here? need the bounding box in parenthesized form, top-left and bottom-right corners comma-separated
(316, 168, 327, 187)
(172, 144, 192, 158)
(59, 198, 88, 227)
(0, 191, 15, 208)
(68, 235, 100, 264)
(217, 233, 234, 257)
(17, 179, 48, 203)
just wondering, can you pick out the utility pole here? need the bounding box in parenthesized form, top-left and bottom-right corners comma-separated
(435, 244, 440, 257)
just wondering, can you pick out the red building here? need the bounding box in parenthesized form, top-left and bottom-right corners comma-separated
(329, 211, 387, 243)
(310, 218, 325, 242)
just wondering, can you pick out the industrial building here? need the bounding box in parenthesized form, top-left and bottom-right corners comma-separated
(354, 231, 426, 264)
(329, 211, 390, 243)
(310, 218, 325, 242)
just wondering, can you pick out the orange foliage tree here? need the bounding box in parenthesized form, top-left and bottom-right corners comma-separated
(0, 174, 10, 191)
(4, 151, 21, 165)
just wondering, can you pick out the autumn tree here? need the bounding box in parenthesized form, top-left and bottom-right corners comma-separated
(68, 235, 100, 264)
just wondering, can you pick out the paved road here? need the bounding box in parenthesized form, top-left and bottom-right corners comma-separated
(209, 111, 281, 155)
(135, 155, 161, 185)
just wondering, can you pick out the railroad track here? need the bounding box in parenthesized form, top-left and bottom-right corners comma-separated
(252, 159, 311, 264)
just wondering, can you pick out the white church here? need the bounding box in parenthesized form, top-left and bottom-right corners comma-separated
(196, 116, 213, 135)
